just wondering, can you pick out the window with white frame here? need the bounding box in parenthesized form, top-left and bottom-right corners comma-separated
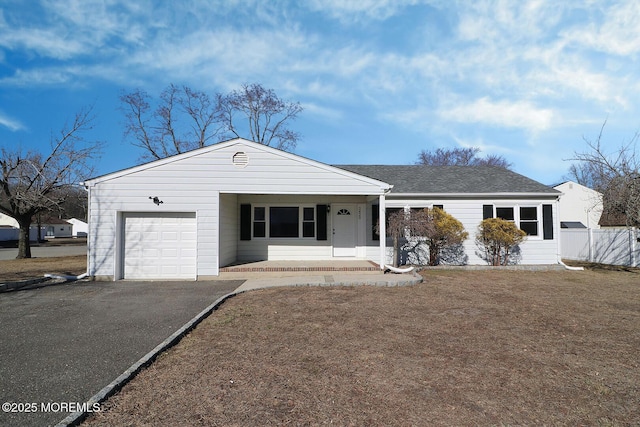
(252, 206, 315, 238)
(519, 207, 538, 236)
(491, 205, 540, 236)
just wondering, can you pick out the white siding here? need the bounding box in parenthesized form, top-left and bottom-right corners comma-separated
(364, 197, 560, 266)
(554, 181, 602, 228)
(219, 193, 238, 267)
(86, 182, 219, 279)
(86, 140, 387, 279)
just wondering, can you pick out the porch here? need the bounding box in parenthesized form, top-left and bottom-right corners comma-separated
(219, 259, 382, 278)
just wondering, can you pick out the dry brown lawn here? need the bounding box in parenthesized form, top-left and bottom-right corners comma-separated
(0, 255, 86, 282)
(84, 268, 640, 426)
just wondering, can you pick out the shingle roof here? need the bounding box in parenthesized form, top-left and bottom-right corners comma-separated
(334, 165, 560, 195)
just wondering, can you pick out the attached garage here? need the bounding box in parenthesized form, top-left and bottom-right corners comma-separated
(121, 212, 197, 280)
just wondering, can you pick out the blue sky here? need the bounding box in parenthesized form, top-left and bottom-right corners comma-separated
(1, 0, 639, 185)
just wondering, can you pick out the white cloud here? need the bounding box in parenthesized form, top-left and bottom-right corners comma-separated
(306, 0, 426, 22)
(300, 102, 344, 122)
(561, 0, 640, 56)
(439, 98, 554, 132)
(0, 112, 25, 132)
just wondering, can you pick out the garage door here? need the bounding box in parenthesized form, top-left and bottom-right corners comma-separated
(122, 212, 197, 280)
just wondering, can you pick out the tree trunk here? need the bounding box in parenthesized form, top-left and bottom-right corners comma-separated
(392, 235, 399, 267)
(16, 219, 32, 259)
(429, 245, 438, 266)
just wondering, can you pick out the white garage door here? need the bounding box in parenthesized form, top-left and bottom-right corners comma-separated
(122, 212, 197, 280)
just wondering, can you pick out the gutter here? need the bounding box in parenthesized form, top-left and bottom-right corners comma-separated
(387, 192, 561, 198)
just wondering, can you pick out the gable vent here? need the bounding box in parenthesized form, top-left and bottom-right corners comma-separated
(232, 152, 248, 168)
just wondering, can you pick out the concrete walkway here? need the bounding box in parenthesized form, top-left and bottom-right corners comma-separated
(234, 271, 422, 292)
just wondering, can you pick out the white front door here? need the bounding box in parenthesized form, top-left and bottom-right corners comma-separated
(332, 204, 357, 257)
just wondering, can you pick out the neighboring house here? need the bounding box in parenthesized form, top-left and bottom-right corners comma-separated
(83, 138, 562, 281)
(553, 181, 603, 229)
(66, 218, 88, 237)
(0, 213, 84, 239)
(0, 213, 17, 228)
(40, 217, 73, 238)
(0, 214, 43, 242)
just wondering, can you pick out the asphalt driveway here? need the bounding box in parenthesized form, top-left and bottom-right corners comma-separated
(0, 279, 242, 427)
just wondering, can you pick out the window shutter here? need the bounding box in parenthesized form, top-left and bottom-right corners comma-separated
(483, 205, 494, 220)
(542, 204, 553, 240)
(240, 204, 251, 241)
(316, 205, 328, 241)
(372, 204, 379, 241)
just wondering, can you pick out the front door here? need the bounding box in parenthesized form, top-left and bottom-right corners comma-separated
(332, 204, 357, 257)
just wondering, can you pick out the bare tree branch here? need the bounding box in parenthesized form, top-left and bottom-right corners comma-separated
(417, 147, 512, 169)
(221, 83, 303, 152)
(121, 83, 303, 161)
(568, 120, 640, 227)
(0, 107, 102, 258)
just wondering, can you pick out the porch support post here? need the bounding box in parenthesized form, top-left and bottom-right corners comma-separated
(379, 194, 386, 270)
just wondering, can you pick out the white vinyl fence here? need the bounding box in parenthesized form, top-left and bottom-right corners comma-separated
(561, 228, 640, 267)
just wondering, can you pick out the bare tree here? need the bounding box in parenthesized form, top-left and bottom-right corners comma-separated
(417, 147, 512, 169)
(568, 121, 640, 227)
(121, 84, 225, 161)
(121, 83, 303, 161)
(0, 108, 102, 258)
(220, 83, 303, 152)
(376, 208, 433, 267)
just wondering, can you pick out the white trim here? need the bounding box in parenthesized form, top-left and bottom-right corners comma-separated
(491, 203, 544, 240)
(379, 194, 386, 270)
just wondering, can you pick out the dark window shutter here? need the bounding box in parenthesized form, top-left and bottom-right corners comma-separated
(316, 205, 327, 241)
(240, 204, 251, 241)
(372, 204, 379, 241)
(483, 205, 494, 220)
(543, 204, 553, 240)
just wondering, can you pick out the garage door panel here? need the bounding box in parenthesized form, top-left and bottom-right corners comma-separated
(162, 231, 179, 240)
(122, 213, 197, 280)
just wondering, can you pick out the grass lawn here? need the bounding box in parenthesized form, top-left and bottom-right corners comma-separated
(82, 268, 640, 426)
(0, 255, 86, 281)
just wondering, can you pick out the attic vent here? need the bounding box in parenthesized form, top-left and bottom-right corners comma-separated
(232, 152, 248, 168)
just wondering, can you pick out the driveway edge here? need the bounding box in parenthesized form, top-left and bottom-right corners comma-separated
(0, 276, 52, 292)
(55, 291, 239, 427)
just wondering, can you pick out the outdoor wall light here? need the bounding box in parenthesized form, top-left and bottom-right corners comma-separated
(327, 205, 331, 213)
(149, 196, 164, 205)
